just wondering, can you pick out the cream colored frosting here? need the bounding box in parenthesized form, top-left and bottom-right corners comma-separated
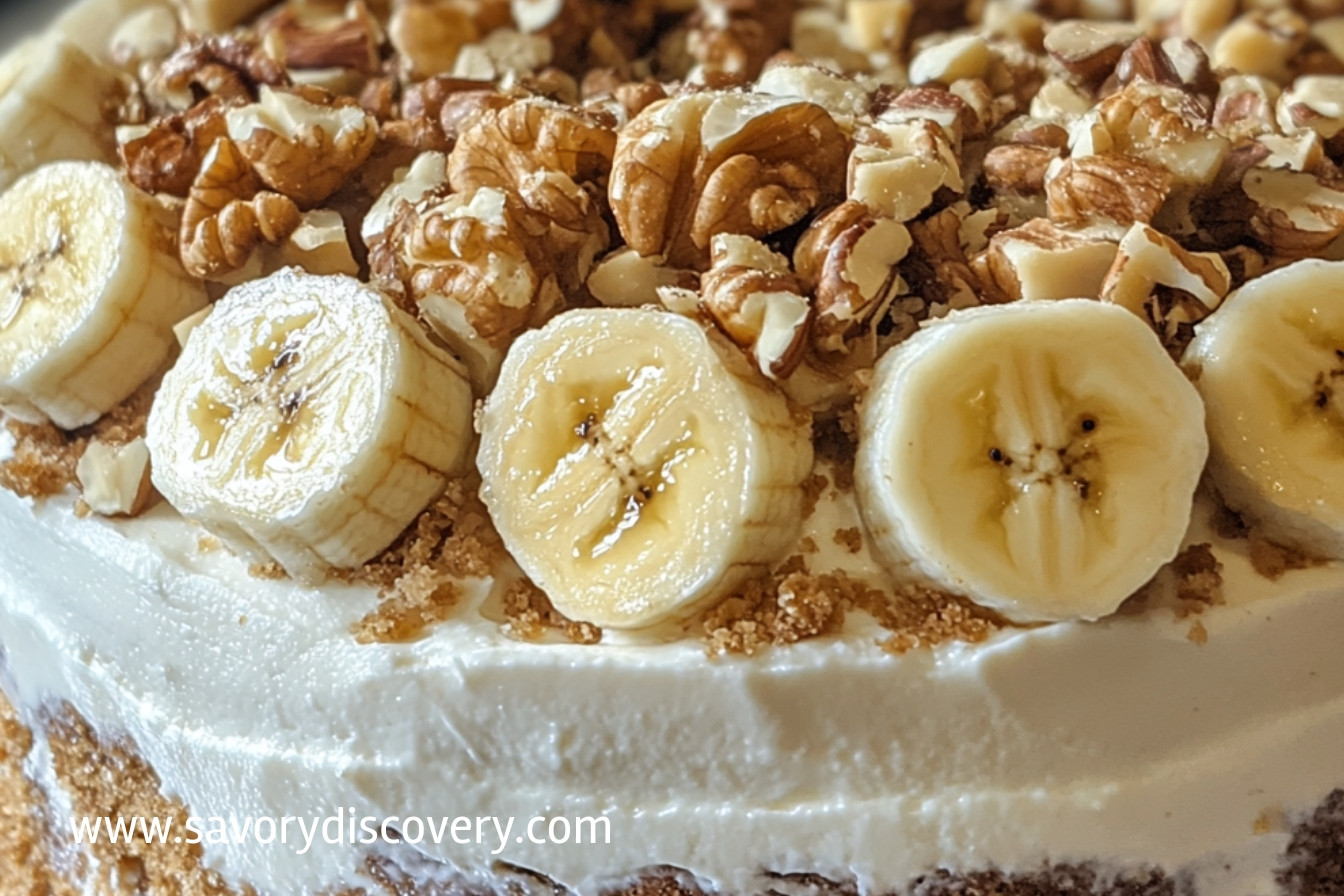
(2, 464, 1343, 895)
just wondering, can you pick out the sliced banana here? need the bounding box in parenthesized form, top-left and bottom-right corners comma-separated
(477, 307, 814, 629)
(0, 38, 121, 191)
(147, 268, 474, 583)
(857, 299, 1207, 623)
(1183, 259, 1344, 558)
(0, 160, 207, 428)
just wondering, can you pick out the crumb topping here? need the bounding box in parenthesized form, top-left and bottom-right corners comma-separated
(501, 578, 602, 645)
(1171, 542, 1224, 614)
(345, 476, 505, 644)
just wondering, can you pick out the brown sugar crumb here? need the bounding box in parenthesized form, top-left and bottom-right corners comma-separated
(1248, 530, 1323, 581)
(1254, 806, 1288, 835)
(798, 535, 819, 554)
(0, 378, 156, 500)
(501, 578, 602, 645)
(1171, 543, 1225, 614)
(833, 527, 863, 554)
(909, 864, 1178, 896)
(44, 704, 244, 896)
(247, 561, 288, 580)
(701, 566, 853, 656)
(345, 475, 505, 643)
(0, 693, 80, 896)
(1186, 619, 1209, 645)
(813, 414, 857, 492)
(859, 584, 1004, 654)
(0, 419, 85, 498)
(800, 472, 829, 519)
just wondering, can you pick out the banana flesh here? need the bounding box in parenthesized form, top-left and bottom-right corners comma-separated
(1184, 258, 1344, 559)
(146, 268, 475, 583)
(0, 161, 207, 428)
(857, 299, 1207, 623)
(0, 38, 121, 192)
(477, 307, 814, 629)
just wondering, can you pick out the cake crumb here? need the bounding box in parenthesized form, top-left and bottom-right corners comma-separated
(346, 476, 505, 643)
(800, 472, 829, 519)
(833, 527, 863, 554)
(247, 562, 287, 580)
(0, 379, 155, 500)
(198, 535, 221, 552)
(1248, 531, 1322, 581)
(1186, 619, 1208, 645)
(1254, 806, 1288, 835)
(702, 566, 851, 656)
(870, 584, 1004, 654)
(45, 704, 243, 895)
(501, 578, 602, 645)
(0, 420, 85, 498)
(798, 536, 819, 554)
(1278, 788, 1344, 895)
(1171, 543, 1224, 614)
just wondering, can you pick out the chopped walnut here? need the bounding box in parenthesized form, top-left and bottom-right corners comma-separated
(700, 234, 811, 379)
(261, 1, 383, 74)
(75, 437, 155, 518)
(586, 248, 697, 307)
(1045, 154, 1171, 228)
(610, 90, 847, 268)
(983, 143, 1058, 196)
(179, 137, 303, 280)
(150, 33, 290, 111)
(1099, 222, 1229, 352)
(388, 0, 509, 79)
(845, 0, 914, 53)
(756, 59, 872, 131)
(909, 33, 991, 86)
(370, 185, 559, 386)
(1243, 167, 1344, 255)
(225, 84, 378, 206)
(1093, 80, 1229, 186)
(1213, 74, 1283, 142)
(849, 118, 962, 222)
(449, 97, 615, 232)
(794, 201, 911, 355)
(1212, 9, 1309, 83)
(973, 218, 1118, 301)
(1043, 20, 1138, 87)
(120, 96, 237, 197)
(686, 0, 793, 82)
(1277, 75, 1344, 147)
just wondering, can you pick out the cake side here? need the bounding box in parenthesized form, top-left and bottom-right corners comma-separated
(3, 482, 1344, 894)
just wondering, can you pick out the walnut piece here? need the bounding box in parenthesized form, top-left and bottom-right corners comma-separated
(1243, 167, 1344, 255)
(700, 234, 811, 380)
(1099, 222, 1229, 349)
(225, 84, 378, 207)
(973, 218, 1118, 301)
(120, 96, 237, 197)
(75, 437, 154, 518)
(849, 118, 961, 221)
(261, 1, 382, 74)
(686, 0, 793, 82)
(179, 137, 303, 280)
(1045, 154, 1171, 227)
(371, 185, 560, 387)
(1092, 80, 1229, 186)
(794, 201, 911, 355)
(610, 90, 847, 268)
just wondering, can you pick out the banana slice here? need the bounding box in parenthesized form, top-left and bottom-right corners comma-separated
(477, 307, 813, 629)
(147, 268, 474, 583)
(0, 160, 207, 428)
(1183, 258, 1344, 559)
(856, 299, 1207, 623)
(0, 38, 121, 191)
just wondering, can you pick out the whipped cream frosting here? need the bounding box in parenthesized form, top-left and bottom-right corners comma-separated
(2, 458, 1343, 894)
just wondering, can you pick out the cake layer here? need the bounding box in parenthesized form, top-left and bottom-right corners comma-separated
(3, 480, 1343, 894)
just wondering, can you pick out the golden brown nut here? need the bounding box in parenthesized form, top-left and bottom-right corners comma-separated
(610, 91, 847, 269)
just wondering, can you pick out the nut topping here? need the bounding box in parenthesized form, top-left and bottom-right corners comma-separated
(700, 234, 811, 379)
(225, 85, 378, 207)
(610, 91, 847, 268)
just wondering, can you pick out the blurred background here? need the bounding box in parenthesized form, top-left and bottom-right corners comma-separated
(0, 0, 63, 49)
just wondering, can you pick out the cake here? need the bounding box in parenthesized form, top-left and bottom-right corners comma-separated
(1, 0, 1343, 894)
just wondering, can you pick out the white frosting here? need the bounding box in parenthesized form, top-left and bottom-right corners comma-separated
(2, 472, 1343, 895)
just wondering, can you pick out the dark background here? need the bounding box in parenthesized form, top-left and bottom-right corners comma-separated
(0, 0, 65, 49)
